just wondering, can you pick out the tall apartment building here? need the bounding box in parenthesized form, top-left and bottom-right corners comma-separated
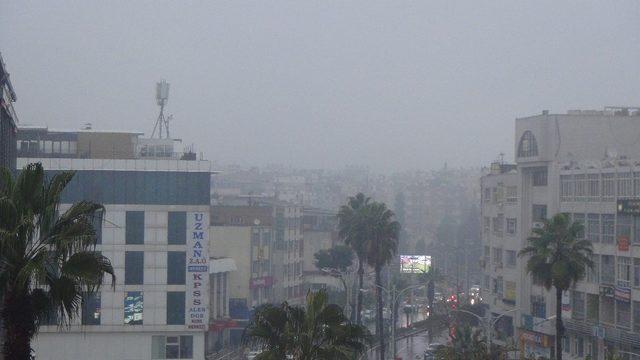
(0, 53, 17, 171)
(18, 126, 211, 360)
(482, 108, 640, 360)
(209, 205, 275, 346)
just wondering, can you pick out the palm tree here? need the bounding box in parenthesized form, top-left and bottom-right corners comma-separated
(518, 213, 593, 360)
(439, 325, 489, 360)
(0, 163, 115, 359)
(337, 193, 371, 325)
(363, 202, 399, 360)
(245, 289, 370, 360)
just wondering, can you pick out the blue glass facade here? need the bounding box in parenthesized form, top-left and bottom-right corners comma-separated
(43, 170, 210, 205)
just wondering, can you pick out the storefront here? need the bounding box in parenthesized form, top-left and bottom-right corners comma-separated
(520, 329, 554, 359)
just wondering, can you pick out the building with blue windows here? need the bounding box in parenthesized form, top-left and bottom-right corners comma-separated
(18, 127, 211, 360)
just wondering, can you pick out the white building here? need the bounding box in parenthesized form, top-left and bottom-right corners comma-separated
(18, 127, 211, 360)
(482, 107, 640, 360)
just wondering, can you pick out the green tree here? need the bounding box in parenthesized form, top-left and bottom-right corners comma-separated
(518, 213, 593, 360)
(337, 193, 371, 325)
(438, 325, 488, 360)
(314, 245, 353, 273)
(314, 245, 354, 310)
(363, 202, 399, 360)
(0, 164, 115, 359)
(245, 289, 370, 360)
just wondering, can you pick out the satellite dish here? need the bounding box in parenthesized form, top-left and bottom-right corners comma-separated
(254, 219, 261, 226)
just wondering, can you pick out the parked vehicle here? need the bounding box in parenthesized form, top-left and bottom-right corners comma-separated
(423, 343, 446, 360)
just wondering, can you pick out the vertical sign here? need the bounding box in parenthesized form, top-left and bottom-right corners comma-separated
(186, 212, 209, 330)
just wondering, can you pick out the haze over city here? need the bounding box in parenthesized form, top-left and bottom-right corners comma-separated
(2, 1, 640, 171)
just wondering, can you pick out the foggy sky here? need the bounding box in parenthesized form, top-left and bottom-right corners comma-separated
(2, 1, 639, 172)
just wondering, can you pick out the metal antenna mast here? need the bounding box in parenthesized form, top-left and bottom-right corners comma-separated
(152, 80, 170, 138)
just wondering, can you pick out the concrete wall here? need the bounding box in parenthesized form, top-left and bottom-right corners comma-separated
(210, 226, 251, 301)
(32, 332, 205, 360)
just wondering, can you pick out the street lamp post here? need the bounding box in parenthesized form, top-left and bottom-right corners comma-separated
(452, 308, 520, 350)
(368, 282, 426, 359)
(320, 268, 352, 315)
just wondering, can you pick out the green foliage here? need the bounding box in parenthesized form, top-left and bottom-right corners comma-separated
(438, 325, 488, 360)
(337, 193, 371, 325)
(518, 213, 593, 291)
(518, 213, 593, 360)
(0, 163, 116, 359)
(314, 245, 353, 273)
(245, 289, 371, 360)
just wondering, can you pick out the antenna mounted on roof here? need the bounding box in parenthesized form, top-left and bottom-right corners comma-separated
(151, 80, 171, 138)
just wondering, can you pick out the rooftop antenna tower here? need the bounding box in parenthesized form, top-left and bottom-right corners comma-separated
(152, 80, 171, 138)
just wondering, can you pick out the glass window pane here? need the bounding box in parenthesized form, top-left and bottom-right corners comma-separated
(168, 212, 186, 245)
(81, 292, 101, 325)
(166, 291, 185, 325)
(124, 291, 143, 325)
(167, 251, 186, 285)
(125, 251, 144, 285)
(126, 211, 145, 244)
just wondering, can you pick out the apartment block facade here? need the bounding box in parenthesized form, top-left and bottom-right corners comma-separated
(482, 108, 640, 360)
(18, 127, 211, 360)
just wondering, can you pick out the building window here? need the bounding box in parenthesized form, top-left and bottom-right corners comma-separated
(634, 301, 640, 332)
(618, 172, 633, 197)
(483, 217, 490, 233)
(505, 186, 517, 203)
(601, 296, 615, 324)
(573, 213, 585, 239)
(617, 256, 632, 288)
(152, 335, 193, 359)
(601, 255, 615, 284)
(634, 172, 640, 197)
(618, 215, 632, 247)
(252, 231, 260, 246)
(571, 291, 585, 320)
(81, 292, 101, 325)
(517, 131, 538, 157)
(125, 211, 145, 244)
(483, 246, 490, 265)
(506, 250, 516, 267)
(124, 291, 143, 325)
(587, 214, 600, 243)
(616, 300, 631, 328)
(587, 254, 599, 284)
(506, 218, 517, 235)
(166, 291, 185, 325)
(532, 205, 547, 222)
(602, 214, 615, 244)
(634, 259, 640, 288)
(586, 294, 599, 322)
(168, 212, 186, 245)
(532, 168, 548, 186)
(588, 174, 600, 201)
(492, 215, 504, 237)
(634, 217, 640, 245)
(167, 251, 186, 285)
(125, 251, 144, 285)
(92, 210, 103, 245)
(574, 175, 587, 201)
(531, 295, 546, 318)
(602, 173, 616, 202)
(561, 175, 573, 202)
(492, 248, 503, 266)
(484, 187, 491, 203)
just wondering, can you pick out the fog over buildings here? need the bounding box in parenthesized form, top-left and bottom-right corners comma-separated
(2, 1, 640, 172)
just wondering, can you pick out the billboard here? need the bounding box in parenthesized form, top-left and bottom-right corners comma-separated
(400, 255, 431, 273)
